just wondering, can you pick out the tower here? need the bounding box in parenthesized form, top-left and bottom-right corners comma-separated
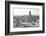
(29, 11, 31, 18)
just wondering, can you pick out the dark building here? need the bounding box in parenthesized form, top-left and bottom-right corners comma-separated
(29, 11, 31, 18)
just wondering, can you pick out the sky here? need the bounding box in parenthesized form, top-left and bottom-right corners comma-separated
(13, 8, 39, 16)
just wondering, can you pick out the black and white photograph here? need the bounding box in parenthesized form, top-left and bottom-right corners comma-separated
(5, 1, 45, 35)
(10, 4, 43, 32)
(13, 8, 39, 28)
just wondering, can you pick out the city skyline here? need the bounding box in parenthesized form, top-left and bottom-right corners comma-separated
(13, 8, 39, 16)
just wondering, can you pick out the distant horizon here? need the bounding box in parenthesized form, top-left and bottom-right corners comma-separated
(14, 15, 39, 16)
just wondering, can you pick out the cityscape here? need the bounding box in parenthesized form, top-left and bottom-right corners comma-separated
(13, 11, 39, 28)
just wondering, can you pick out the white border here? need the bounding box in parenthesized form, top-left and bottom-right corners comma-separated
(10, 4, 42, 32)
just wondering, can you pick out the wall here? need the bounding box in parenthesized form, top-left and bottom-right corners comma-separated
(0, 0, 46, 36)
